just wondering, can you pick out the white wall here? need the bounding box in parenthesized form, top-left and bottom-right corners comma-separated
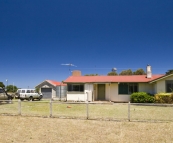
(52, 89, 56, 98)
(85, 84, 93, 101)
(117, 94, 130, 102)
(105, 83, 130, 102)
(156, 76, 173, 93)
(67, 84, 93, 101)
(67, 81, 166, 102)
(138, 83, 154, 94)
(105, 83, 118, 101)
(67, 93, 88, 101)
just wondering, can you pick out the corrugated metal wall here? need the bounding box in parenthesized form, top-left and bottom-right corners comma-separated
(56, 86, 67, 99)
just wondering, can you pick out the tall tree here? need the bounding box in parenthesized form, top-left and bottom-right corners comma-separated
(166, 70, 173, 75)
(84, 74, 99, 76)
(107, 71, 118, 76)
(133, 69, 146, 75)
(0, 82, 5, 88)
(6, 85, 18, 92)
(119, 69, 133, 75)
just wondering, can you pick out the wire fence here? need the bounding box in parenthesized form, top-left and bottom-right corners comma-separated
(0, 99, 173, 122)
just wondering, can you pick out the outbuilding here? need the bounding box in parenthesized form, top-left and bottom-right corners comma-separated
(35, 80, 67, 100)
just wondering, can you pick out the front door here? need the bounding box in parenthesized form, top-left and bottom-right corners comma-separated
(98, 84, 105, 100)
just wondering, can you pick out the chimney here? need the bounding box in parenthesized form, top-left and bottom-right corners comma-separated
(72, 70, 81, 76)
(146, 65, 152, 78)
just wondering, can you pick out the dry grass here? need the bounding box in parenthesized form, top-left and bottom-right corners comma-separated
(0, 116, 173, 143)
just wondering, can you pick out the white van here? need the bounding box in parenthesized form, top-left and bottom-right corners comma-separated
(17, 89, 43, 101)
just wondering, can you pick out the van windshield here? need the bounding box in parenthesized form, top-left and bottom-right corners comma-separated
(17, 90, 21, 93)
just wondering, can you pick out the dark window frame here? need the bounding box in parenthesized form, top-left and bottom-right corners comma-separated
(118, 83, 138, 95)
(67, 84, 84, 92)
(166, 80, 173, 93)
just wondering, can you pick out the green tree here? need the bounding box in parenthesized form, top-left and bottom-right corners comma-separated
(107, 71, 118, 76)
(35, 87, 40, 93)
(119, 69, 133, 75)
(0, 82, 5, 88)
(6, 85, 18, 92)
(166, 70, 173, 75)
(133, 69, 146, 75)
(85, 74, 99, 76)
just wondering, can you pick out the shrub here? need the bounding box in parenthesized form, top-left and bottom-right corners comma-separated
(155, 93, 173, 104)
(130, 92, 155, 103)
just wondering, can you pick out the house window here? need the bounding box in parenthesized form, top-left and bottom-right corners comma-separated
(166, 80, 173, 92)
(118, 83, 138, 94)
(119, 83, 128, 94)
(129, 83, 138, 94)
(68, 84, 84, 92)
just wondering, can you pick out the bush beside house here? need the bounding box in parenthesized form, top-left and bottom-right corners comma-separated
(130, 92, 155, 103)
(155, 93, 173, 104)
(131, 92, 173, 104)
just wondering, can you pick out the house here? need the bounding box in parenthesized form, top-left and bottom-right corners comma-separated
(35, 80, 67, 100)
(63, 65, 173, 102)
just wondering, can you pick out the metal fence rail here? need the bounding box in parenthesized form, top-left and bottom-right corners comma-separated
(0, 99, 173, 122)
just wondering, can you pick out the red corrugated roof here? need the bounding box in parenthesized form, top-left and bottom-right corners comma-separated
(63, 75, 164, 83)
(46, 80, 66, 86)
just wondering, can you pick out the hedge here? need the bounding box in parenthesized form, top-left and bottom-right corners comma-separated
(155, 93, 173, 104)
(130, 92, 155, 103)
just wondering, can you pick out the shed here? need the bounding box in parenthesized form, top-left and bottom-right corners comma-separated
(35, 80, 67, 100)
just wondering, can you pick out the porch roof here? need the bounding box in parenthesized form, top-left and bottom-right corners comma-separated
(63, 75, 164, 83)
(149, 73, 173, 83)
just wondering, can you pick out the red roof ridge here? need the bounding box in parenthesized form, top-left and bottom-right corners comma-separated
(64, 74, 165, 83)
(46, 80, 66, 86)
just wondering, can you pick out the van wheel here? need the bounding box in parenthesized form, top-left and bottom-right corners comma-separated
(38, 95, 43, 101)
(28, 96, 33, 101)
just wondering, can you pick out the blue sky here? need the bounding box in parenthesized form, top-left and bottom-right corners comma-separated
(0, 0, 173, 88)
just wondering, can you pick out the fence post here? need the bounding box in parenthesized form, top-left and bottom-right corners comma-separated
(18, 99, 21, 115)
(128, 101, 130, 121)
(50, 99, 52, 117)
(86, 101, 89, 119)
(86, 92, 89, 119)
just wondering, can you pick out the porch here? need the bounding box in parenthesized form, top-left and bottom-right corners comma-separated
(66, 83, 130, 102)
